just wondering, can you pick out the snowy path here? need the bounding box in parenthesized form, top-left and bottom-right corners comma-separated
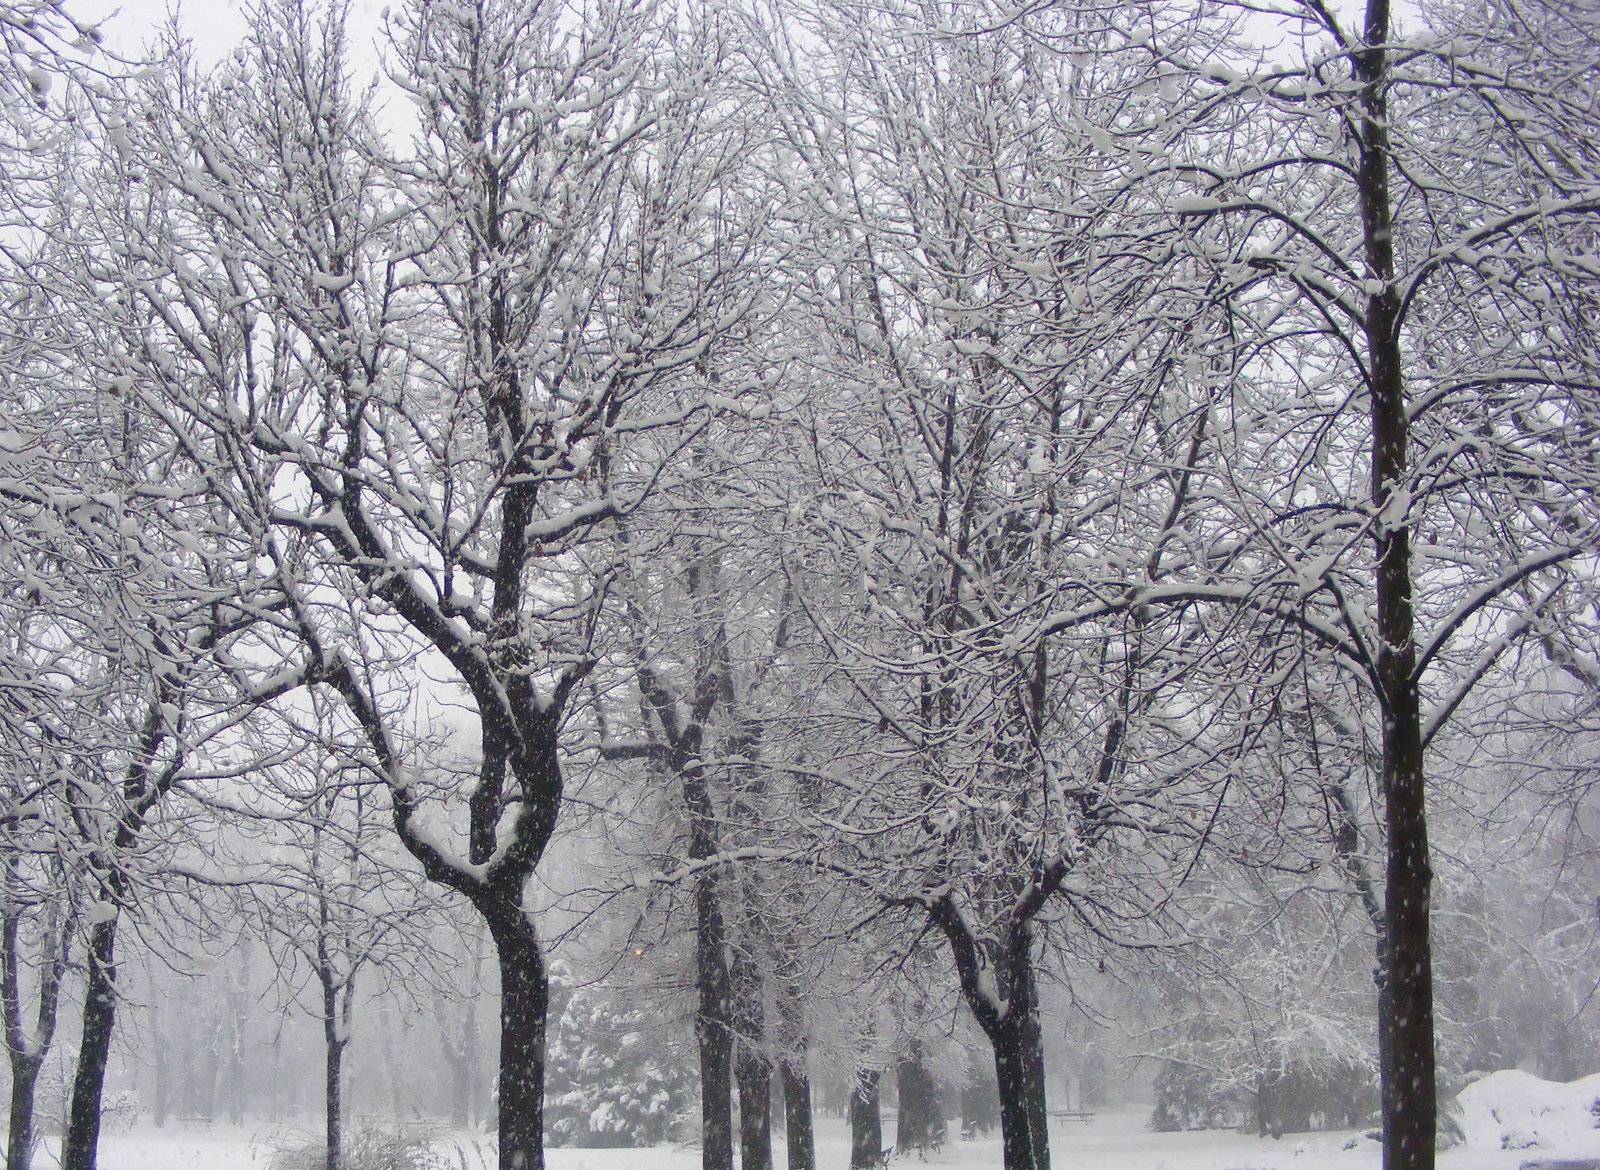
(42, 1107, 1600, 1170)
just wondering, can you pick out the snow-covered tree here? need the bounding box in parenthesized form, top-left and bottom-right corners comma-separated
(61, 1, 777, 1166)
(1095, 0, 1600, 1162)
(543, 967, 695, 1148)
(759, 5, 1255, 1167)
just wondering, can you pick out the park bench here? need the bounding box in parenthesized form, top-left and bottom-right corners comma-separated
(1049, 1109, 1096, 1124)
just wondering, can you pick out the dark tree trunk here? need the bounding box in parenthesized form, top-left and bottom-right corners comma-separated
(324, 1037, 345, 1170)
(6, 1056, 41, 1170)
(735, 1051, 772, 1170)
(848, 1070, 882, 1170)
(63, 916, 120, 1170)
(775, 986, 813, 1170)
(992, 1021, 1049, 1170)
(1351, 1, 1437, 1164)
(321, 957, 345, 1170)
(5, 875, 67, 1170)
(780, 1060, 814, 1170)
(699, 1017, 735, 1170)
(936, 908, 1051, 1170)
(1022, 1016, 1049, 1163)
(731, 944, 771, 1170)
(485, 910, 548, 1170)
(680, 753, 734, 1170)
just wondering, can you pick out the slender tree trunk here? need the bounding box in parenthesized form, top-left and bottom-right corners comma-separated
(776, 986, 813, 1170)
(682, 756, 734, 1170)
(848, 1070, 881, 1170)
(321, 960, 345, 1170)
(1352, 1, 1437, 1164)
(324, 1037, 345, 1170)
(6, 1055, 42, 1170)
(63, 916, 120, 1170)
(447, 1049, 470, 1127)
(780, 1062, 813, 1170)
(266, 1022, 281, 1124)
(5, 877, 67, 1170)
(486, 909, 548, 1170)
(731, 944, 771, 1170)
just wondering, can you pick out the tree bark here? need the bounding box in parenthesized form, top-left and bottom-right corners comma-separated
(320, 953, 346, 1170)
(699, 1013, 735, 1170)
(731, 943, 771, 1170)
(678, 745, 734, 1170)
(848, 1070, 882, 1170)
(936, 907, 1051, 1170)
(4, 873, 68, 1170)
(1351, 0, 1438, 1164)
(485, 909, 549, 1170)
(5, 1057, 41, 1170)
(776, 987, 814, 1170)
(780, 1060, 814, 1170)
(324, 1036, 345, 1170)
(991, 1020, 1049, 1170)
(62, 916, 120, 1170)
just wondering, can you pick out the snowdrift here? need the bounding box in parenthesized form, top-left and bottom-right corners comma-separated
(1454, 1070, 1600, 1151)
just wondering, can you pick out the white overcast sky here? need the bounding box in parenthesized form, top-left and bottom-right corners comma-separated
(77, 0, 392, 71)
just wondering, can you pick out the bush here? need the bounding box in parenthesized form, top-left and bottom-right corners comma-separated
(268, 1121, 452, 1170)
(544, 974, 696, 1148)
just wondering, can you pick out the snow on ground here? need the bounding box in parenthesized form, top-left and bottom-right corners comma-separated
(42, 1095, 1600, 1170)
(1456, 1070, 1600, 1153)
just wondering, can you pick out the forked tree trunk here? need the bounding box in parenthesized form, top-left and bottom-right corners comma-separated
(937, 909, 1052, 1170)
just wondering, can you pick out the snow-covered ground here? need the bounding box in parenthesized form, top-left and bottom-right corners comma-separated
(42, 1091, 1600, 1170)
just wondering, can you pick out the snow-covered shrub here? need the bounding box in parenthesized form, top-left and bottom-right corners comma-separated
(543, 975, 695, 1148)
(268, 1121, 448, 1170)
(1150, 1060, 1239, 1133)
